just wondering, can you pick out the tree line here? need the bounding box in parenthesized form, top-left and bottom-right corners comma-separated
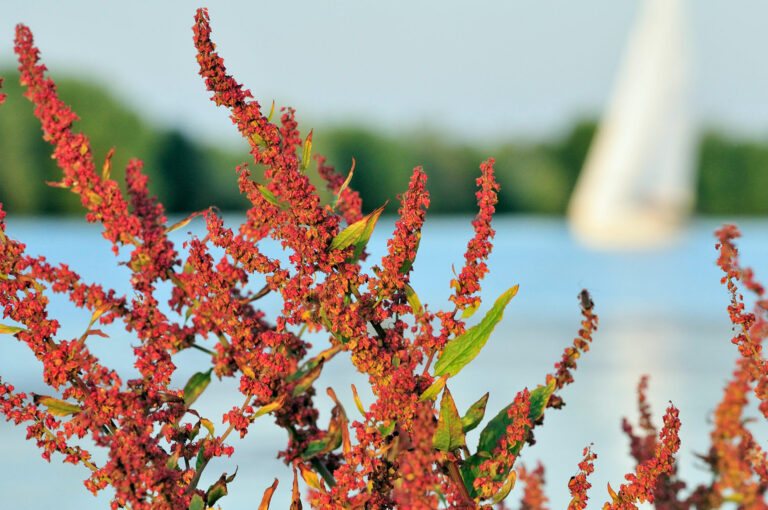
(0, 71, 762, 216)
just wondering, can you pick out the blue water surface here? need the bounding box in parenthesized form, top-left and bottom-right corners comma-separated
(1, 214, 765, 509)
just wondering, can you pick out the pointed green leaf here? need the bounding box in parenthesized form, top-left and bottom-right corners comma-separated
(266, 100, 276, 122)
(166, 450, 180, 470)
(476, 379, 555, 456)
(398, 233, 420, 274)
(184, 369, 212, 407)
(164, 210, 205, 235)
(32, 394, 82, 416)
(404, 283, 423, 315)
(195, 446, 206, 471)
(200, 418, 215, 438)
(332, 158, 355, 209)
(256, 184, 289, 210)
(491, 469, 517, 504)
(418, 374, 448, 402)
(432, 387, 466, 452)
(206, 473, 229, 506)
(252, 394, 287, 420)
(460, 301, 480, 319)
(378, 420, 396, 437)
(292, 362, 323, 397)
(461, 379, 556, 499)
(0, 323, 27, 334)
(189, 493, 205, 510)
(301, 431, 341, 459)
(434, 285, 518, 378)
(461, 392, 489, 433)
(329, 204, 386, 261)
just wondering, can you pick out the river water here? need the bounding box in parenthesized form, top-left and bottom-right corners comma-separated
(1, 214, 766, 508)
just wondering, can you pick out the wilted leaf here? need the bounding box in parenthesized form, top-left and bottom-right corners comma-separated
(32, 394, 82, 416)
(301, 129, 313, 172)
(291, 465, 303, 510)
(432, 387, 465, 452)
(184, 369, 212, 407)
(461, 392, 489, 433)
(434, 285, 519, 378)
(258, 478, 279, 510)
(351, 384, 366, 416)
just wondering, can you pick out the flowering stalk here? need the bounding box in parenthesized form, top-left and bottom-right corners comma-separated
(4, 8, 768, 510)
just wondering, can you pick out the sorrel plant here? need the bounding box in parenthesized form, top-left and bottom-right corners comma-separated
(1, 8, 767, 509)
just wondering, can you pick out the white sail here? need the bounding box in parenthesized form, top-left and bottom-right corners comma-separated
(568, 0, 694, 249)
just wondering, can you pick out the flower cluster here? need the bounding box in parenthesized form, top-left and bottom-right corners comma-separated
(3, 8, 768, 510)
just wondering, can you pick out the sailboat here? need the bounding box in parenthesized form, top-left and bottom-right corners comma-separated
(567, 0, 695, 249)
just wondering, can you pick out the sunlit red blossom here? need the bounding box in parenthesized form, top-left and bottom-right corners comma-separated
(518, 462, 549, 510)
(603, 405, 681, 509)
(474, 389, 531, 500)
(316, 155, 364, 225)
(568, 445, 596, 510)
(546, 289, 598, 409)
(715, 225, 768, 416)
(375, 166, 430, 298)
(450, 158, 500, 311)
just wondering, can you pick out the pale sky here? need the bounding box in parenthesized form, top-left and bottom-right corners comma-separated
(2, 1, 768, 146)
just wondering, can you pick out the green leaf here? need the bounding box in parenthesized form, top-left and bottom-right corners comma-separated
(252, 394, 287, 420)
(291, 362, 323, 397)
(300, 129, 313, 172)
(434, 285, 519, 378)
(329, 204, 386, 262)
(184, 369, 212, 407)
(189, 493, 205, 510)
(432, 387, 466, 452)
(378, 420, 396, 437)
(418, 374, 448, 402)
(206, 473, 230, 506)
(0, 323, 27, 334)
(301, 431, 341, 459)
(256, 184, 289, 210)
(460, 301, 480, 319)
(195, 446, 206, 471)
(332, 158, 355, 209)
(398, 233, 420, 274)
(491, 469, 517, 504)
(200, 418, 215, 438)
(461, 392, 489, 433)
(476, 379, 555, 456)
(404, 283, 423, 315)
(166, 450, 180, 470)
(32, 394, 82, 416)
(461, 379, 555, 499)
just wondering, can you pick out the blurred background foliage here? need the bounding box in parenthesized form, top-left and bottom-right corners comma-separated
(0, 71, 762, 216)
